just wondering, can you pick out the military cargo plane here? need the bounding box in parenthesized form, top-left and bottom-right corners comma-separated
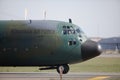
(0, 19, 101, 74)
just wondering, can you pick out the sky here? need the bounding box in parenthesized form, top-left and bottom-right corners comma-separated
(0, 0, 120, 38)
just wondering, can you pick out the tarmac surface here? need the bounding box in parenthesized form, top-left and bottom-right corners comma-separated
(0, 72, 120, 80)
(99, 53, 120, 57)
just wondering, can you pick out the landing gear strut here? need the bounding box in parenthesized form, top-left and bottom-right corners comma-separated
(56, 64, 69, 74)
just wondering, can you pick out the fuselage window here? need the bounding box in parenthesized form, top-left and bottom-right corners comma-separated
(73, 39, 76, 45)
(63, 26, 75, 35)
(68, 41, 72, 46)
(68, 39, 76, 46)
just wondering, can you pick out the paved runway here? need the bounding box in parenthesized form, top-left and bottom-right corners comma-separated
(0, 72, 120, 80)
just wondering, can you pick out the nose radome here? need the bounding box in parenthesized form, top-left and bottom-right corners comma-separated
(81, 40, 102, 61)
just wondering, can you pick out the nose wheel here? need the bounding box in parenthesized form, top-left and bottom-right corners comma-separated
(56, 64, 69, 74)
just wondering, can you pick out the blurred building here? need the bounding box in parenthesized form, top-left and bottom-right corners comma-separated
(98, 37, 120, 51)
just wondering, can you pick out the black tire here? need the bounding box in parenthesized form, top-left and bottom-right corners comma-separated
(56, 64, 69, 74)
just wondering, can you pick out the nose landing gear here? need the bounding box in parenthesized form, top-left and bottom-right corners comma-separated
(56, 64, 69, 74)
(39, 64, 69, 74)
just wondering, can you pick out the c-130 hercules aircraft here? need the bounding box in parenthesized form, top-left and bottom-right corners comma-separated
(0, 19, 101, 74)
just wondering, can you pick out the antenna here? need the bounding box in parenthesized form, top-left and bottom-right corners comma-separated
(44, 10, 46, 20)
(25, 8, 28, 20)
(69, 18, 72, 23)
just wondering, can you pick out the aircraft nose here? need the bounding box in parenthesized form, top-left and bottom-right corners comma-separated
(81, 40, 102, 61)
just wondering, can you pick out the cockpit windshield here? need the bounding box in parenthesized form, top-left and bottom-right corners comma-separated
(76, 28, 81, 33)
(76, 28, 84, 33)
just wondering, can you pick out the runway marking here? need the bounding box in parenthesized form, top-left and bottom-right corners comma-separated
(89, 76, 109, 80)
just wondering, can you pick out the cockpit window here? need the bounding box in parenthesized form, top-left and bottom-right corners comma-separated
(67, 26, 70, 29)
(63, 26, 66, 29)
(76, 28, 84, 34)
(76, 28, 81, 33)
(62, 26, 75, 35)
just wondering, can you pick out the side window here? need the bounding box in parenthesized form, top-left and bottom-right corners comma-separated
(62, 26, 75, 35)
(68, 39, 76, 46)
(68, 41, 72, 46)
(73, 39, 76, 45)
